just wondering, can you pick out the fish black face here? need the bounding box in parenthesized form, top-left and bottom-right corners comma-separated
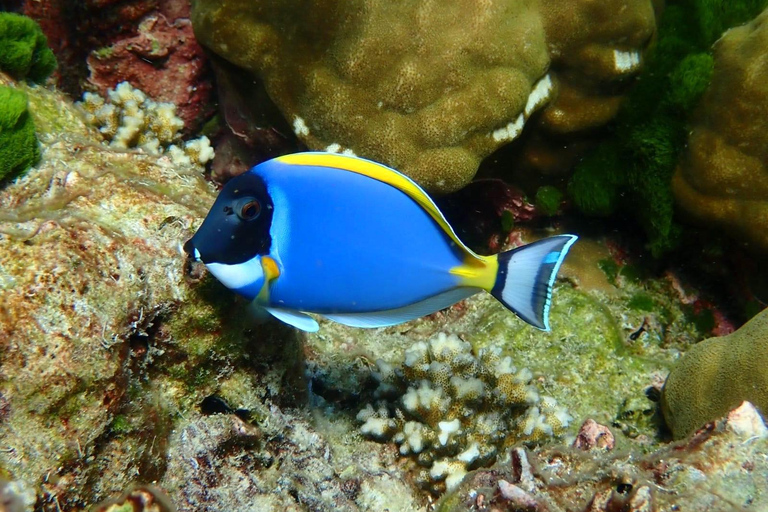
(184, 171, 273, 265)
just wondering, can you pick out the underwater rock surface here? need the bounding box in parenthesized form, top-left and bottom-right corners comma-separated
(0, 73, 426, 511)
(672, 6, 768, 253)
(0, 72, 214, 505)
(190, 0, 657, 192)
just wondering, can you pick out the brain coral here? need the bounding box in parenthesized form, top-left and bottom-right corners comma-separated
(672, 7, 768, 252)
(191, 0, 657, 192)
(661, 308, 768, 439)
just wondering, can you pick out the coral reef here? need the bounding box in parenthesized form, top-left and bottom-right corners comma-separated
(190, 0, 657, 193)
(77, 81, 214, 167)
(568, 0, 768, 255)
(357, 333, 571, 493)
(19, 0, 213, 131)
(2, 53, 763, 511)
(661, 307, 768, 439)
(0, 84, 40, 182)
(436, 401, 768, 511)
(672, 6, 768, 252)
(86, 14, 212, 130)
(0, 12, 56, 83)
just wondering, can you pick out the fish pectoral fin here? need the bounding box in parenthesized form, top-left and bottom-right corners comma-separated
(265, 307, 320, 332)
(323, 287, 481, 329)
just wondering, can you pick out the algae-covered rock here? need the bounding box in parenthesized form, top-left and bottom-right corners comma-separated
(661, 307, 768, 439)
(191, 0, 657, 192)
(0, 74, 215, 503)
(672, 7, 768, 252)
(0, 72, 428, 512)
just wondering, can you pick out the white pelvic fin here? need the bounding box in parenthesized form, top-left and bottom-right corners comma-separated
(491, 234, 578, 331)
(323, 287, 481, 329)
(265, 307, 320, 332)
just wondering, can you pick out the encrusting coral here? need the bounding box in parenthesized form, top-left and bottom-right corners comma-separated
(0, 84, 40, 182)
(77, 81, 214, 167)
(357, 333, 571, 494)
(190, 0, 657, 193)
(672, 6, 768, 252)
(661, 307, 768, 439)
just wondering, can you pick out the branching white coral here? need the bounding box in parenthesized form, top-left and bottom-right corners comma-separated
(358, 332, 570, 495)
(77, 82, 214, 168)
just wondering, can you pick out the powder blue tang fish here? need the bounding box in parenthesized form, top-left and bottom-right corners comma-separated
(184, 152, 577, 333)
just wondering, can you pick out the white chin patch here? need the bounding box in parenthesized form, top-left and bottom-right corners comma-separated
(206, 257, 264, 290)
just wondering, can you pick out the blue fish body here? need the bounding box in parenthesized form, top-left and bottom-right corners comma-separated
(184, 152, 577, 332)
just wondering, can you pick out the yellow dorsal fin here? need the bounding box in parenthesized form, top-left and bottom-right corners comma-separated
(277, 152, 485, 264)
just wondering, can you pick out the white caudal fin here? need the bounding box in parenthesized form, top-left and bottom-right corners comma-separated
(490, 235, 578, 331)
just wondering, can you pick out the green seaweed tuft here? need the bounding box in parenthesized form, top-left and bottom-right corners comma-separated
(568, 144, 622, 217)
(0, 12, 57, 83)
(628, 292, 655, 312)
(0, 85, 40, 182)
(667, 53, 715, 112)
(567, 0, 767, 256)
(534, 186, 564, 216)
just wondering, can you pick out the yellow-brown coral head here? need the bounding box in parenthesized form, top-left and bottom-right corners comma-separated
(191, 0, 657, 192)
(672, 8, 768, 252)
(661, 308, 768, 439)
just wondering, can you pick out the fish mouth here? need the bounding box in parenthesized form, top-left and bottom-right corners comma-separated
(183, 238, 202, 262)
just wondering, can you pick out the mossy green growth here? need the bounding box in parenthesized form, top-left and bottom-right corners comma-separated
(0, 85, 40, 182)
(568, 0, 766, 256)
(628, 292, 655, 312)
(110, 415, 132, 436)
(534, 185, 563, 216)
(661, 307, 768, 439)
(0, 12, 57, 83)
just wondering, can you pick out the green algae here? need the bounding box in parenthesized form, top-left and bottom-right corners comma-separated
(0, 85, 39, 182)
(535, 186, 563, 216)
(567, 0, 768, 256)
(110, 415, 132, 436)
(628, 292, 655, 312)
(0, 13, 56, 83)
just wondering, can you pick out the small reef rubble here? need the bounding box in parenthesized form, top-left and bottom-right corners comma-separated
(435, 401, 768, 511)
(357, 333, 571, 494)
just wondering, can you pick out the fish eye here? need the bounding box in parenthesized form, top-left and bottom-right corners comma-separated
(235, 197, 261, 221)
